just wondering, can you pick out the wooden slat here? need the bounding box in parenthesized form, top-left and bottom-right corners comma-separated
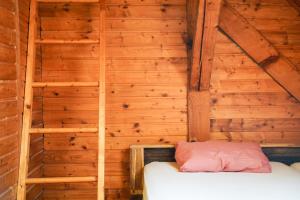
(98, 2, 106, 200)
(189, 0, 205, 90)
(26, 177, 97, 184)
(210, 131, 300, 145)
(287, 0, 300, 14)
(30, 128, 98, 133)
(0, 6, 15, 30)
(17, 0, 37, 199)
(35, 39, 100, 44)
(217, 1, 279, 66)
(37, 0, 99, 2)
(32, 82, 99, 87)
(41, 18, 186, 32)
(188, 90, 210, 141)
(39, 4, 185, 19)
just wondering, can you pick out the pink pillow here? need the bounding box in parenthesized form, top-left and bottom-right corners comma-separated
(175, 141, 271, 173)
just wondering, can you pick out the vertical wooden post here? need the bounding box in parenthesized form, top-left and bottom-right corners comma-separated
(98, 1, 106, 200)
(130, 147, 144, 195)
(188, 91, 210, 141)
(188, 0, 222, 141)
(17, 0, 37, 199)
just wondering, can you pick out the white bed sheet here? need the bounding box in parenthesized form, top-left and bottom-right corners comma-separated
(291, 162, 300, 171)
(144, 162, 300, 200)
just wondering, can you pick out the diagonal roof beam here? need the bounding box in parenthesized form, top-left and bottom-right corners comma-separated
(217, 1, 300, 101)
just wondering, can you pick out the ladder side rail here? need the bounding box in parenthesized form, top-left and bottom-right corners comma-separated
(17, 0, 38, 199)
(98, 1, 106, 200)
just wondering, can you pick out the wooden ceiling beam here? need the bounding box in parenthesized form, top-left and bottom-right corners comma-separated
(218, 1, 300, 102)
(189, 0, 206, 91)
(264, 57, 300, 101)
(218, 1, 279, 66)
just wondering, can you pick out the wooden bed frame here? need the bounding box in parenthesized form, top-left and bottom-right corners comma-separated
(130, 144, 300, 200)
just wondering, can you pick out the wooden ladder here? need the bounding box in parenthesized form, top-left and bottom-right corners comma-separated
(17, 0, 106, 199)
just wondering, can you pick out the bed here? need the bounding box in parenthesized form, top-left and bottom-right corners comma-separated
(144, 162, 300, 200)
(130, 144, 300, 200)
(291, 162, 300, 171)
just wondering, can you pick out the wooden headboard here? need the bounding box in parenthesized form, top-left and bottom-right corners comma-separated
(130, 144, 300, 199)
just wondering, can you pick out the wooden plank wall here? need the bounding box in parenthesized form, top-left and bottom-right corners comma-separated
(18, 0, 44, 199)
(0, 0, 20, 199)
(8, 0, 298, 199)
(39, 0, 188, 199)
(0, 0, 43, 199)
(209, 0, 300, 144)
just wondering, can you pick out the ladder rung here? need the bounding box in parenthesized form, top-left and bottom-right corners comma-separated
(26, 176, 97, 184)
(37, 0, 99, 3)
(30, 128, 98, 134)
(32, 82, 99, 87)
(35, 39, 100, 44)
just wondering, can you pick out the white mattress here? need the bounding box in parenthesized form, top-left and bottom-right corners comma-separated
(144, 162, 300, 200)
(291, 162, 300, 171)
